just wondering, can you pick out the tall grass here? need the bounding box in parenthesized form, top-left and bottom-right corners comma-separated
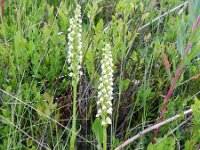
(0, 0, 199, 149)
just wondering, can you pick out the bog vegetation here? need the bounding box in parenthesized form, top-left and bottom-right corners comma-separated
(0, 0, 200, 149)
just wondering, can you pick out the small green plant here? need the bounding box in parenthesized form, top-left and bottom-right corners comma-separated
(67, 4, 83, 150)
(0, 0, 200, 149)
(185, 98, 200, 150)
(96, 44, 114, 150)
(147, 136, 175, 150)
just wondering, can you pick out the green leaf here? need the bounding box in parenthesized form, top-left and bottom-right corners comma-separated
(191, 25, 200, 43)
(185, 97, 200, 149)
(189, 0, 200, 25)
(95, 19, 104, 33)
(120, 79, 130, 92)
(85, 49, 95, 77)
(176, 16, 185, 56)
(42, 24, 52, 43)
(147, 136, 175, 150)
(44, 92, 52, 104)
(116, 1, 124, 13)
(183, 42, 200, 65)
(131, 51, 138, 62)
(142, 12, 149, 20)
(92, 118, 103, 145)
(2, 109, 10, 118)
(191, 97, 200, 126)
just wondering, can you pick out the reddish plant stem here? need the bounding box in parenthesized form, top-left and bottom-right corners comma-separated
(152, 0, 157, 9)
(153, 44, 192, 143)
(162, 51, 171, 70)
(1, 0, 4, 17)
(153, 16, 200, 143)
(192, 16, 200, 32)
(160, 43, 192, 119)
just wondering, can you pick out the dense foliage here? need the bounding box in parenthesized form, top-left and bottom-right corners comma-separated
(0, 0, 199, 149)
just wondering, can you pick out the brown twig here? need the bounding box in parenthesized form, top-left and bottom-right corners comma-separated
(115, 109, 192, 150)
(180, 72, 200, 85)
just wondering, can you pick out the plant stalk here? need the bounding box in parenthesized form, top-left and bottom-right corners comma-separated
(70, 81, 77, 150)
(103, 126, 107, 150)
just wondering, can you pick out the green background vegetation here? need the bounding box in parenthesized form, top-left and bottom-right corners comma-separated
(0, 0, 199, 149)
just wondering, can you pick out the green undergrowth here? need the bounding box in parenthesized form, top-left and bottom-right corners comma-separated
(0, 0, 199, 149)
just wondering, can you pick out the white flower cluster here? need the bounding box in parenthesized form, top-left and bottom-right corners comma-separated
(67, 4, 82, 83)
(96, 44, 114, 126)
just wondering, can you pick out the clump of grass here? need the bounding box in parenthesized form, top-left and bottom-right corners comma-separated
(153, 16, 200, 143)
(0, 0, 200, 149)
